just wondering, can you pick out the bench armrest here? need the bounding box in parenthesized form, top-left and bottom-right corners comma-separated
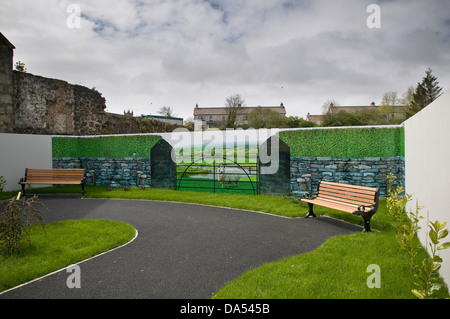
(357, 202, 377, 213)
(357, 204, 367, 212)
(302, 192, 317, 200)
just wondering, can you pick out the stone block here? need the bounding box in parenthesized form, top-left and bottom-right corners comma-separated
(363, 157, 381, 161)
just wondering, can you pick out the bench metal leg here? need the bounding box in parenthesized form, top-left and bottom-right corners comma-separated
(81, 184, 85, 198)
(304, 203, 317, 218)
(354, 211, 373, 232)
(21, 183, 26, 197)
(361, 214, 372, 232)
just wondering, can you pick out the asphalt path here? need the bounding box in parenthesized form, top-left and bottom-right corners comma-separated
(0, 197, 361, 299)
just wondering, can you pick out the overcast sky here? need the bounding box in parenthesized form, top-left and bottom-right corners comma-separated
(1, 0, 449, 121)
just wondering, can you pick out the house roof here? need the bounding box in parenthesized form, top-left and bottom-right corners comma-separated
(306, 113, 323, 122)
(194, 105, 286, 116)
(331, 105, 376, 112)
(0, 32, 15, 49)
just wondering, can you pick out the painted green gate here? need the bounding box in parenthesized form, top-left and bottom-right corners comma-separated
(175, 141, 259, 195)
(176, 158, 259, 194)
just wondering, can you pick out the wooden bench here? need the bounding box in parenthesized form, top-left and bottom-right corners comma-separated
(19, 168, 86, 197)
(301, 181, 380, 232)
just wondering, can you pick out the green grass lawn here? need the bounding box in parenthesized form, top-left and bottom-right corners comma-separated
(0, 219, 136, 293)
(213, 232, 444, 299)
(177, 177, 258, 195)
(1, 185, 449, 299)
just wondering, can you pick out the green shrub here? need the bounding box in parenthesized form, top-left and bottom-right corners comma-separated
(387, 173, 450, 299)
(412, 221, 450, 299)
(0, 195, 46, 256)
(278, 126, 404, 158)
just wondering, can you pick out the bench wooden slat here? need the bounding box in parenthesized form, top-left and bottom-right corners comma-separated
(320, 182, 377, 196)
(302, 197, 374, 213)
(316, 193, 373, 207)
(302, 198, 357, 211)
(319, 185, 376, 199)
(317, 190, 375, 204)
(320, 181, 377, 192)
(23, 180, 83, 184)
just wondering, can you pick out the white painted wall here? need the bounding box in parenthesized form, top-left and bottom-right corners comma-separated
(404, 89, 450, 288)
(0, 133, 52, 191)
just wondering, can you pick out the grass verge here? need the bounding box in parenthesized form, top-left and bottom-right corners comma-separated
(213, 232, 448, 299)
(0, 219, 136, 293)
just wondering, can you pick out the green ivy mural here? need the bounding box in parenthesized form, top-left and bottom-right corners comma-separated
(278, 126, 404, 158)
(52, 135, 162, 158)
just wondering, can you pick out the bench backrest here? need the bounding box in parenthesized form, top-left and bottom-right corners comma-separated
(25, 168, 85, 182)
(317, 181, 379, 206)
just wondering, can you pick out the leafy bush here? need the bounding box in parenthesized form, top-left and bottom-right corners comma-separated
(387, 173, 422, 270)
(52, 135, 162, 158)
(278, 126, 404, 158)
(412, 221, 450, 299)
(0, 195, 46, 256)
(387, 173, 450, 299)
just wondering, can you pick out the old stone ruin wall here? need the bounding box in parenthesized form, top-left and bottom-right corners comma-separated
(12, 71, 105, 135)
(1, 33, 181, 135)
(7, 71, 179, 135)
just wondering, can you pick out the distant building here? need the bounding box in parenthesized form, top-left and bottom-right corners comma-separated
(140, 114, 184, 126)
(305, 113, 324, 125)
(331, 102, 377, 113)
(193, 103, 286, 130)
(124, 109, 134, 117)
(306, 102, 406, 125)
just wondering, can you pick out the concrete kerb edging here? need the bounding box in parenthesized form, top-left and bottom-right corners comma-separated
(86, 197, 370, 232)
(3, 195, 368, 231)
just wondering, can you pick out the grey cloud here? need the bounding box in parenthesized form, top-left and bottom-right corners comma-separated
(1, 0, 449, 120)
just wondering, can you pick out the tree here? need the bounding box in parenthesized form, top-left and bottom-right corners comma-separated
(287, 116, 317, 128)
(184, 116, 194, 131)
(224, 94, 245, 128)
(248, 107, 287, 129)
(321, 111, 360, 127)
(399, 85, 415, 107)
(15, 61, 27, 72)
(321, 99, 340, 115)
(355, 108, 385, 125)
(158, 106, 176, 117)
(408, 68, 443, 117)
(380, 91, 400, 106)
(379, 91, 401, 123)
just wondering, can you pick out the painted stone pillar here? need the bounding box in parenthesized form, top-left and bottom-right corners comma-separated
(151, 139, 176, 189)
(259, 135, 291, 196)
